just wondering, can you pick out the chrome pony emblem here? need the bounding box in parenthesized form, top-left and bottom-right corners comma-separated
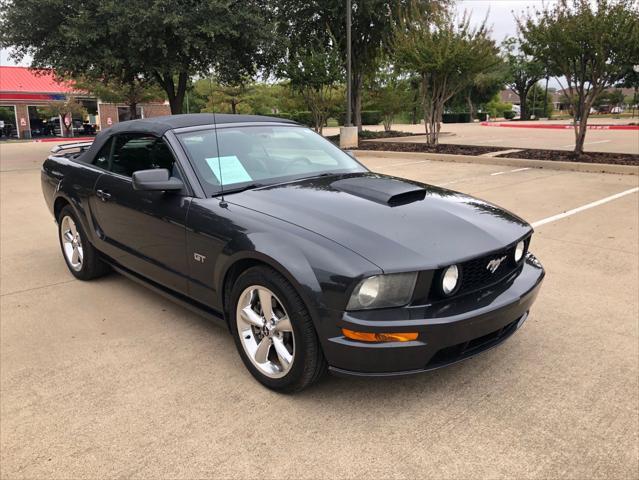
(486, 256, 507, 273)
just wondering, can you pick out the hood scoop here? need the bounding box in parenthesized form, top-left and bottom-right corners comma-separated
(332, 176, 426, 207)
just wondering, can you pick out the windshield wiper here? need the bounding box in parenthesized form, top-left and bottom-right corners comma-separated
(291, 172, 338, 182)
(214, 183, 264, 196)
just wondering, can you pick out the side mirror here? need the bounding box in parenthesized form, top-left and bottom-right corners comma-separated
(132, 169, 183, 192)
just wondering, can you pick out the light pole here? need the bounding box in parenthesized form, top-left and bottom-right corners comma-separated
(543, 75, 549, 119)
(340, 0, 358, 148)
(633, 65, 639, 118)
(346, 0, 352, 127)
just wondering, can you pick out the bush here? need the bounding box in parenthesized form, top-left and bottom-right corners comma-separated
(290, 111, 314, 127)
(442, 112, 471, 123)
(503, 110, 516, 120)
(485, 97, 514, 118)
(476, 112, 488, 121)
(529, 107, 552, 118)
(360, 110, 383, 125)
(336, 110, 383, 126)
(269, 112, 293, 120)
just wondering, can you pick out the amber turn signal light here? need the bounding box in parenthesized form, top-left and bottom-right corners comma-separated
(342, 328, 418, 343)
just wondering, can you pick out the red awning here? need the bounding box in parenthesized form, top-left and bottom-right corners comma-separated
(0, 67, 79, 94)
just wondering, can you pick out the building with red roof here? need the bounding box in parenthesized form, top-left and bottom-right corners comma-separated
(0, 66, 170, 139)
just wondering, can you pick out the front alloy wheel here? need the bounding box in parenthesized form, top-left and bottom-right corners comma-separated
(236, 286, 295, 378)
(229, 266, 326, 392)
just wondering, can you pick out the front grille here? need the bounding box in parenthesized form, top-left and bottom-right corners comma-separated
(457, 245, 518, 294)
(428, 238, 529, 300)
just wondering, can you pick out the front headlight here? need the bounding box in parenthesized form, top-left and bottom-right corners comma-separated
(347, 272, 418, 310)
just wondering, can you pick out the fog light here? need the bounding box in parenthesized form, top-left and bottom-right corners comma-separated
(442, 264, 460, 295)
(514, 240, 525, 262)
(342, 328, 418, 342)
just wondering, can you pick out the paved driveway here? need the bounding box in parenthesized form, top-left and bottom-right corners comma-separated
(1, 142, 638, 479)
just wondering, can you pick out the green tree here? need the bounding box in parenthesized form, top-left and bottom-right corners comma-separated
(502, 37, 544, 121)
(607, 89, 626, 113)
(277, 37, 343, 134)
(242, 83, 284, 116)
(519, 0, 639, 155)
(484, 94, 513, 118)
(393, 10, 500, 144)
(366, 66, 412, 131)
(450, 66, 507, 119)
(73, 76, 165, 120)
(0, 0, 274, 114)
(525, 83, 554, 118)
(275, 0, 448, 130)
(204, 80, 255, 114)
(592, 89, 626, 113)
(618, 67, 639, 116)
(44, 96, 87, 137)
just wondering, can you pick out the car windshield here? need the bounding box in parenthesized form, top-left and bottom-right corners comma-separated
(177, 125, 367, 195)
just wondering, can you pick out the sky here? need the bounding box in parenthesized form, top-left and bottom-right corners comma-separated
(456, 0, 557, 42)
(1, 0, 557, 68)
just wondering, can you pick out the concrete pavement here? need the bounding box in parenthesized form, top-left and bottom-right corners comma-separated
(1, 143, 638, 479)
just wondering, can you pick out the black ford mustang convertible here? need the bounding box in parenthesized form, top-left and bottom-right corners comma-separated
(41, 114, 544, 392)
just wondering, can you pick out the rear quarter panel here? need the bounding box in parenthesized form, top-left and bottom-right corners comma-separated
(41, 156, 102, 243)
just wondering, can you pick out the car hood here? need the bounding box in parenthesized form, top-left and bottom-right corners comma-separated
(228, 173, 532, 272)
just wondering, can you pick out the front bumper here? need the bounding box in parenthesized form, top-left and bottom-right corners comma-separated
(324, 253, 544, 377)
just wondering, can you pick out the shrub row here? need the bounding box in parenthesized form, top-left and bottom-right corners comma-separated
(269, 110, 384, 126)
(442, 112, 472, 123)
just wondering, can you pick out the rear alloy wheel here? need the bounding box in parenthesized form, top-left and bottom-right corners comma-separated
(60, 215, 84, 272)
(57, 205, 110, 280)
(229, 266, 326, 392)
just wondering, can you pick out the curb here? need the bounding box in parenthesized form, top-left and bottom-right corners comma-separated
(353, 150, 639, 176)
(480, 122, 639, 131)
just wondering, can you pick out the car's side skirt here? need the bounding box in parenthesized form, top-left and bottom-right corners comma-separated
(106, 259, 228, 330)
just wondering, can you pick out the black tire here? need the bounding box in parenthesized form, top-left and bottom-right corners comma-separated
(229, 266, 327, 392)
(57, 205, 110, 280)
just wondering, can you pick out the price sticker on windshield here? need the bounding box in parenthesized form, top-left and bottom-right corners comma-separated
(205, 156, 253, 184)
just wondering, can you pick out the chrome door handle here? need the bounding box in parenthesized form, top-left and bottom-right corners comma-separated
(96, 189, 112, 202)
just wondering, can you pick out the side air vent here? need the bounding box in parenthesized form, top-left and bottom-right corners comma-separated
(332, 177, 426, 207)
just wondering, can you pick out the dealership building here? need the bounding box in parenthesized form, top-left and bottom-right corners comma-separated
(0, 66, 170, 139)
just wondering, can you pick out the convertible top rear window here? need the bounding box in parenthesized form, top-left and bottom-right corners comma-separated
(177, 125, 366, 195)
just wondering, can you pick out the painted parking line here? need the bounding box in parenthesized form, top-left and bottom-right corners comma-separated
(558, 140, 612, 148)
(490, 167, 531, 176)
(531, 187, 639, 228)
(437, 167, 533, 186)
(384, 160, 430, 168)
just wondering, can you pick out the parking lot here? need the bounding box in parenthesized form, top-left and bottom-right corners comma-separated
(1, 141, 638, 478)
(325, 119, 639, 154)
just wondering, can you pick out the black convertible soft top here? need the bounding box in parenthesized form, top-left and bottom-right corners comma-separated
(76, 113, 297, 163)
(106, 113, 297, 136)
